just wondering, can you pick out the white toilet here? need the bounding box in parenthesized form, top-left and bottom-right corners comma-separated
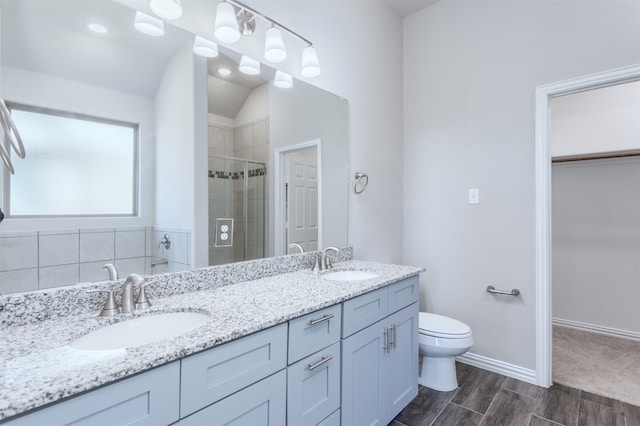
(418, 312, 473, 392)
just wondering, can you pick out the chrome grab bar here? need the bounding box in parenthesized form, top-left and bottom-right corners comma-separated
(309, 313, 334, 326)
(307, 355, 333, 371)
(486, 285, 520, 296)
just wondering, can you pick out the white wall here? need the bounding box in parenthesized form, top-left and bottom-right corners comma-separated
(552, 157, 640, 337)
(154, 44, 208, 267)
(235, 83, 269, 127)
(551, 81, 640, 158)
(0, 66, 155, 232)
(403, 1, 640, 373)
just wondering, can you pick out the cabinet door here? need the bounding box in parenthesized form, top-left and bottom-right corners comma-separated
(288, 342, 341, 425)
(179, 370, 286, 426)
(341, 319, 386, 426)
(385, 303, 419, 423)
(6, 362, 180, 426)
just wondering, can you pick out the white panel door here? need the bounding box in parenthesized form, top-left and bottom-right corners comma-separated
(286, 147, 318, 252)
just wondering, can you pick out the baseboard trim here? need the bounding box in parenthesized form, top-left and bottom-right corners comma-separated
(553, 318, 640, 342)
(456, 352, 538, 386)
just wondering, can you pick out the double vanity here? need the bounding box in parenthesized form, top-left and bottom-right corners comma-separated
(0, 251, 423, 425)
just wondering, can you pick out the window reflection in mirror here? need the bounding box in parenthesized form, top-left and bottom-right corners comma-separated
(7, 103, 137, 217)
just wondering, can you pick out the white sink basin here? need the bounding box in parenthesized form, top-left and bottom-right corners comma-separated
(322, 270, 379, 282)
(70, 312, 210, 351)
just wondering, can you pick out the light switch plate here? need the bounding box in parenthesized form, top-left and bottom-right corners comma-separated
(468, 188, 480, 204)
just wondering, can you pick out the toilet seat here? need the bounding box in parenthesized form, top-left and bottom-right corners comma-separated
(419, 312, 472, 339)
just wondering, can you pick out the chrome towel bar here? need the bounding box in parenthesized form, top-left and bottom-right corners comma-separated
(486, 285, 520, 296)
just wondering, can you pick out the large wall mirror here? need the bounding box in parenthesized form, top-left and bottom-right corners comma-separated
(0, 0, 349, 294)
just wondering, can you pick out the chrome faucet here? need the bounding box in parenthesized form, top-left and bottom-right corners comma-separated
(288, 243, 304, 254)
(320, 247, 340, 270)
(102, 263, 118, 280)
(120, 273, 143, 314)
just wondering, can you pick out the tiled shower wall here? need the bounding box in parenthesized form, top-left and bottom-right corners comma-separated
(208, 117, 268, 266)
(0, 227, 191, 294)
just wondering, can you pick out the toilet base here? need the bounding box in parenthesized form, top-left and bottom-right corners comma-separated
(418, 355, 458, 392)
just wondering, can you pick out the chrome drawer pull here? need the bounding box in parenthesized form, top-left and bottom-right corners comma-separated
(307, 355, 334, 371)
(309, 313, 334, 325)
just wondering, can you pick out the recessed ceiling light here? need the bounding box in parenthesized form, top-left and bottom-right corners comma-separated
(87, 23, 109, 34)
(217, 67, 232, 77)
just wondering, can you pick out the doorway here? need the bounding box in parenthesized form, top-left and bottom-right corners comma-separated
(275, 140, 322, 255)
(534, 64, 640, 388)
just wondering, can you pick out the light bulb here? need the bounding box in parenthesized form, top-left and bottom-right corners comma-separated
(134, 11, 164, 37)
(150, 0, 182, 20)
(301, 45, 321, 78)
(214, 2, 240, 43)
(193, 36, 219, 58)
(274, 71, 293, 88)
(265, 27, 286, 63)
(239, 55, 260, 75)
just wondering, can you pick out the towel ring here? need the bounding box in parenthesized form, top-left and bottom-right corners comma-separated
(354, 172, 368, 194)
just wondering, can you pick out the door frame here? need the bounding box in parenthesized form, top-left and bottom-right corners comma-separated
(534, 63, 640, 387)
(274, 139, 322, 256)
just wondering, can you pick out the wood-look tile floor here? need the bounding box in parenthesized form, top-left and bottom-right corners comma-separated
(391, 362, 640, 426)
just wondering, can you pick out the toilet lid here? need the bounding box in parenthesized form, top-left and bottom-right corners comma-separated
(419, 312, 471, 338)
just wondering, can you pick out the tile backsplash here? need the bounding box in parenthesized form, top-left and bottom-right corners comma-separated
(0, 227, 191, 294)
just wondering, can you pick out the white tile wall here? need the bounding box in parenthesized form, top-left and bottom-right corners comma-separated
(0, 227, 191, 294)
(39, 232, 79, 267)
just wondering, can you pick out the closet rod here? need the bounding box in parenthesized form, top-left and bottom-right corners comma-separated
(552, 150, 640, 163)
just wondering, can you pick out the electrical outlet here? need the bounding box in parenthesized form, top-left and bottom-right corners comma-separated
(468, 188, 480, 204)
(215, 218, 234, 247)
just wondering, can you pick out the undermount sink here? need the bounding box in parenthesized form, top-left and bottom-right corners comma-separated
(70, 312, 210, 351)
(322, 270, 379, 281)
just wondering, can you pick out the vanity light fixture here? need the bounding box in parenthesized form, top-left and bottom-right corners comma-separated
(214, 1, 240, 43)
(274, 70, 293, 88)
(264, 26, 286, 63)
(150, 0, 182, 20)
(239, 55, 260, 75)
(214, 0, 320, 77)
(193, 36, 219, 58)
(301, 46, 321, 78)
(134, 11, 164, 37)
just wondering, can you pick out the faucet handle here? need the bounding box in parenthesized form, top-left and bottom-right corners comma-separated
(87, 289, 121, 317)
(134, 281, 153, 310)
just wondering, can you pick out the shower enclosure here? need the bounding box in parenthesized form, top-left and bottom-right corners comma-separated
(208, 155, 266, 266)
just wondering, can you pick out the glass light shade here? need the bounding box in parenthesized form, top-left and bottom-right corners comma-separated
(134, 11, 164, 37)
(150, 0, 182, 20)
(264, 27, 286, 63)
(214, 2, 240, 43)
(193, 36, 219, 57)
(301, 46, 321, 78)
(239, 55, 260, 75)
(274, 71, 293, 88)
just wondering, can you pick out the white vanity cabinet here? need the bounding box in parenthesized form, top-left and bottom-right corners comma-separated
(4, 362, 181, 426)
(3, 273, 420, 426)
(341, 275, 419, 426)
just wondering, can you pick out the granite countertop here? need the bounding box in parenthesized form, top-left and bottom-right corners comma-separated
(0, 260, 423, 421)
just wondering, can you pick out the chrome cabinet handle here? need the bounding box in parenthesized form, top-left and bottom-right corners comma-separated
(309, 313, 334, 326)
(383, 328, 389, 353)
(307, 355, 334, 371)
(390, 324, 397, 349)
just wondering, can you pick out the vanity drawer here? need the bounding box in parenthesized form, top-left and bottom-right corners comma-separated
(179, 323, 287, 418)
(288, 304, 342, 363)
(287, 342, 341, 426)
(388, 275, 419, 314)
(342, 287, 388, 337)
